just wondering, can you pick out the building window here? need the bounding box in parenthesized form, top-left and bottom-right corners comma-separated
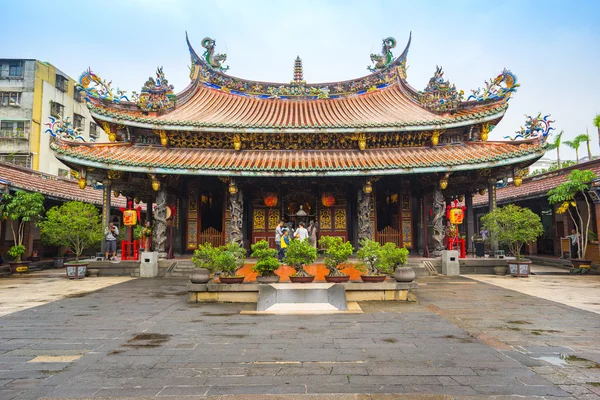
(0, 121, 27, 139)
(50, 101, 64, 117)
(0, 92, 21, 106)
(89, 122, 98, 140)
(55, 74, 68, 92)
(0, 154, 31, 168)
(74, 89, 83, 102)
(9, 61, 24, 77)
(73, 113, 84, 130)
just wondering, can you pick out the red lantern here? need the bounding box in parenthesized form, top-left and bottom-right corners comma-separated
(123, 209, 138, 226)
(264, 192, 278, 207)
(321, 192, 335, 207)
(449, 208, 464, 225)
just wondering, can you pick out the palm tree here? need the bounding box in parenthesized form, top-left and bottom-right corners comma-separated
(594, 114, 600, 137)
(564, 137, 582, 163)
(575, 132, 592, 162)
(546, 130, 564, 168)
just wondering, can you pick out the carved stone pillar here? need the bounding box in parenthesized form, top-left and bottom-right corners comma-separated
(431, 186, 445, 257)
(153, 186, 168, 258)
(357, 189, 373, 243)
(465, 193, 475, 254)
(488, 179, 498, 252)
(101, 180, 111, 254)
(228, 189, 244, 245)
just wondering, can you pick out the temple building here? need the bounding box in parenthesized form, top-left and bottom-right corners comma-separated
(48, 33, 548, 258)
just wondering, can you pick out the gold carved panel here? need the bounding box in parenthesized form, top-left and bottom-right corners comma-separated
(253, 209, 266, 232)
(268, 209, 280, 231)
(320, 208, 332, 230)
(334, 208, 346, 230)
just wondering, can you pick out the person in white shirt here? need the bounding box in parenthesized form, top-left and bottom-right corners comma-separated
(294, 222, 309, 241)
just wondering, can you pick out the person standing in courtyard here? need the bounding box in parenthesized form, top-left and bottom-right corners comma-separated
(567, 228, 581, 259)
(104, 221, 119, 261)
(308, 220, 318, 248)
(275, 220, 284, 257)
(279, 229, 290, 261)
(294, 222, 309, 241)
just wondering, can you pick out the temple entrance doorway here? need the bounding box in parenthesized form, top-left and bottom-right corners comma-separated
(375, 180, 412, 249)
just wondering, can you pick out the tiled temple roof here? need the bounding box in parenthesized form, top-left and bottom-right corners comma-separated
(0, 162, 130, 207)
(473, 159, 600, 207)
(52, 141, 545, 177)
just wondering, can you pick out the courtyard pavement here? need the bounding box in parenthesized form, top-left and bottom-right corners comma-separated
(0, 271, 599, 399)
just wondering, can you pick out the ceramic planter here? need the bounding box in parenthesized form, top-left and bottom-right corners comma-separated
(394, 266, 415, 282)
(507, 260, 531, 277)
(256, 275, 281, 284)
(324, 275, 350, 283)
(289, 275, 315, 283)
(360, 275, 387, 283)
(9, 261, 30, 274)
(65, 262, 88, 279)
(494, 266, 507, 276)
(190, 268, 210, 284)
(219, 276, 245, 284)
(53, 257, 67, 268)
(88, 269, 100, 277)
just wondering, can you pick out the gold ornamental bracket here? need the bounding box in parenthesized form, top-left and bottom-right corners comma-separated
(233, 133, 241, 151)
(101, 122, 117, 143)
(431, 129, 445, 146)
(153, 129, 169, 147)
(480, 123, 494, 141)
(353, 132, 367, 151)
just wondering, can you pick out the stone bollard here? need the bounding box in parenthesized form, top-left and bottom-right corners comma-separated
(140, 251, 159, 278)
(441, 250, 460, 276)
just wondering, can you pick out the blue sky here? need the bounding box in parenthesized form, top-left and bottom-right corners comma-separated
(4, 0, 599, 160)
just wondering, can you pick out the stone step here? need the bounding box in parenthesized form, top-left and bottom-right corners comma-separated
(257, 283, 347, 313)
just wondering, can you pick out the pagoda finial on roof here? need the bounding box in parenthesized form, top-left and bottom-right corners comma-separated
(292, 56, 305, 85)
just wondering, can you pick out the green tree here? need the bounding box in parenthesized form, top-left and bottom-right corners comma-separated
(0, 191, 45, 262)
(481, 204, 544, 260)
(191, 241, 246, 277)
(319, 236, 354, 276)
(546, 130, 564, 169)
(250, 240, 280, 277)
(548, 169, 598, 259)
(283, 238, 317, 277)
(38, 201, 102, 262)
(575, 132, 592, 162)
(379, 242, 409, 269)
(564, 137, 582, 163)
(594, 114, 600, 138)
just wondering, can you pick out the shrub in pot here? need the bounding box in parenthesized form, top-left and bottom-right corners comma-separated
(377, 242, 411, 282)
(356, 239, 392, 282)
(481, 204, 543, 277)
(319, 236, 353, 283)
(0, 190, 45, 273)
(38, 201, 103, 279)
(191, 242, 219, 283)
(251, 240, 281, 283)
(192, 242, 246, 283)
(284, 238, 317, 283)
(548, 169, 597, 274)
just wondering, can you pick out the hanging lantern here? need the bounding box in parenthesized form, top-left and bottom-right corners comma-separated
(321, 192, 335, 207)
(151, 178, 160, 191)
(78, 177, 86, 189)
(363, 182, 372, 194)
(478, 188, 486, 196)
(123, 209, 137, 226)
(264, 192, 278, 207)
(439, 178, 448, 190)
(449, 207, 465, 225)
(228, 182, 238, 195)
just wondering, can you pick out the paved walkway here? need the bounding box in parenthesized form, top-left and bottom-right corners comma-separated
(0, 274, 598, 399)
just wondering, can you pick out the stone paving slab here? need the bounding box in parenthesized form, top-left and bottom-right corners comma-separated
(0, 277, 596, 399)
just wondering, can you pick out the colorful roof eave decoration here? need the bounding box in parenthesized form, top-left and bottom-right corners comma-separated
(51, 142, 545, 178)
(87, 104, 508, 134)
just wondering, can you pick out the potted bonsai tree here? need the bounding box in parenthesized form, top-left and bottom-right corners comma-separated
(548, 169, 598, 274)
(378, 242, 412, 282)
(481, 204, 544, 277)
(284, 238, 317, 283)
(218, 241, 246, 284)
(319, 236, 353, 283)
(38, 201, 102, 279)
(356, 238, 390, 282)
(0, 190, 45, 274)
(251, 239, 281, 283)
(190, 242, 219, 284)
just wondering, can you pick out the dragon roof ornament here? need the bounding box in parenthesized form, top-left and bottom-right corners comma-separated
(368, 37, 396, 72)
(45, 115, 90, 143)
(505, 113, 555, 145)
(201, 37, 229, 72)
(76, 68, 130, 104)
(468, 69, 519, 102)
